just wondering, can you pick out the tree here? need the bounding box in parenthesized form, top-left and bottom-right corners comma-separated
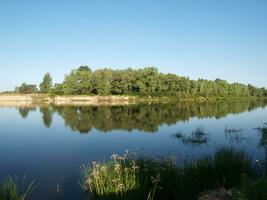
(63, 67, 93, 95)
(16, 83, 37, 94)
(51, 66, 267, 97)
(53, 83, 64, 95)
(78, 65, 91, 72)
(40, 73, 53, 93)
(91, 69, 112, 95)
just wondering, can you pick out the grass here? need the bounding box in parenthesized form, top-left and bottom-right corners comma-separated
(0, 176, 36, 200)
(81, 148, 253, 200)
(81, 152, 140, 199)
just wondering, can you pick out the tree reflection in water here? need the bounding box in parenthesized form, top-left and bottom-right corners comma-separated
(40, 107, 53, 128)
(18, 107, 36, 119)
(17, 99, 267, 134)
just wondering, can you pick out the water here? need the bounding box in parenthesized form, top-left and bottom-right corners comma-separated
(0, 99, 267, 199)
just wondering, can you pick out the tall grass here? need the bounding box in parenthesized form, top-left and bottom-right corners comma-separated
(0, 176, 36, 200)
(81, 152, 140, 199)
(81, 148, 253, 200)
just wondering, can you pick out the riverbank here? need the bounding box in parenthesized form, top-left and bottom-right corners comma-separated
(0, 94, 137, 106)
(0, 93, 265, 107)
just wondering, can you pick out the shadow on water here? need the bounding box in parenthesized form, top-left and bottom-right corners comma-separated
(16, 99, 267, 134)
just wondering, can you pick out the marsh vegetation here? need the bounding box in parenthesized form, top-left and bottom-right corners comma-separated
(80, 148, 267, 200)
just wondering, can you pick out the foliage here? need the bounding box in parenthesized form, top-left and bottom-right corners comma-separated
(16, 66, 267, 97)
(15, 83, 37, 94)
(39, 73, 52, 93)
(63, 66, 93, 95)
(0, 176, 36, 200)
(51, 83, 64, 95)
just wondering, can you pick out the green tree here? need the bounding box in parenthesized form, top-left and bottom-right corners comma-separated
(16, 83, 37, 94)
(53, 83, 64, 95)
(91, 69, 113, 95)
(63, 66, 93, 95)
(40, 73, 53, 93)
(42, 66, 267, 98)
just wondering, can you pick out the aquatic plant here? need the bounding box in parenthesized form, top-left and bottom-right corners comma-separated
(0, 176, 36, 200)
(172, 127, 208, 146)
(81, 151, 141, 199)
(224, 126, 246, 143)
(81, 148, 253, 200)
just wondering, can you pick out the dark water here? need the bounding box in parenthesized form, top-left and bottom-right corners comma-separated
(0, 99, 267, 200)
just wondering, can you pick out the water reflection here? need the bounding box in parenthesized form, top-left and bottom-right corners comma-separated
(40, 107, 53, 128)
(224, 126, 246, 144)
(17, 99, 267, 134)
(18, 107, 36, 118)
(171, 128, 209, 146)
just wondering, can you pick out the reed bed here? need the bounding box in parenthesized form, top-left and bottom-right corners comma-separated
(81, 148, 253, 200)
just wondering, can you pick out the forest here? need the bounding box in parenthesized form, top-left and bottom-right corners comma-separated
(14, 66, 267, 98)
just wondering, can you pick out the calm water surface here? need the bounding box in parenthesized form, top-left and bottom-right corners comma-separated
(0, 100, 267, 200)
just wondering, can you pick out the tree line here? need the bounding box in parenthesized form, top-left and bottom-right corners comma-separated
(15, 66, 267, 97)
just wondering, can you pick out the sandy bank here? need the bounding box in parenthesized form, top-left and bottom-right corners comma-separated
(0, 94, 137, 106)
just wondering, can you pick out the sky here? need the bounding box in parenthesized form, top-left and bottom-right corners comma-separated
(0, 0, 267, 91)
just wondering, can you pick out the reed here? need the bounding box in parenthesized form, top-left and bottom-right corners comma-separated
(0, 176, 36, 200)
(81, 148, 253, 200)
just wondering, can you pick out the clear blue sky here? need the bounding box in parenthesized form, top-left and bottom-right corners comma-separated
(0, 0, 267, 91)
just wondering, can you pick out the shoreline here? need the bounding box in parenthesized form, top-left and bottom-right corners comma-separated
(0, 94, 137, 106)
(0, 93, 265, 107)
